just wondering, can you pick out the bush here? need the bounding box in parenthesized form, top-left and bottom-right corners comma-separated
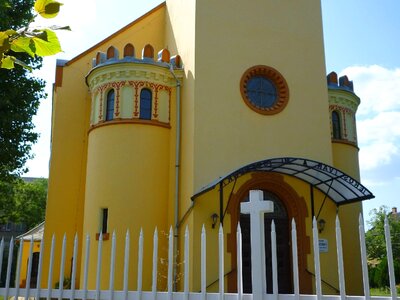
(369, 258, 400, 288)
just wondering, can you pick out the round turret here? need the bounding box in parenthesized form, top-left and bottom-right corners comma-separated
(327, 71, 360, 146)
(84, 43, 182, 290)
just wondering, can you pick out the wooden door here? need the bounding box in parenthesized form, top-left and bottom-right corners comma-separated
(240, 191, 292, 293)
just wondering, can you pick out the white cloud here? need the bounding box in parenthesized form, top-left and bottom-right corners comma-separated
(359, 142, 398, 170)
(341, 65, 400, 116)
(340, 66, 400, 173)
(358, 111, 400, 140)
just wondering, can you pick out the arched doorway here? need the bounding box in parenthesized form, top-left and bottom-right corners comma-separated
(227, 173, 312, 294)
(240, 191, 292, 293)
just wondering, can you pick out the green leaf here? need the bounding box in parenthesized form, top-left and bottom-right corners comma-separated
(34, 0, 63, 19)
(5, 29, 17, 36)
(11, 37, 36, 57)
(1, 55, 15, 69)
(0, 31, 11, 54)
(32, 29, 61, 56)
(3, 1, 11, 9)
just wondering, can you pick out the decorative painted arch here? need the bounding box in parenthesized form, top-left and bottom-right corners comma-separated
(226, 172, 312, 293)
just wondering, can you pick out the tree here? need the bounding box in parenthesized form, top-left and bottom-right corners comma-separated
(0, 177, 47, 228)
(14, 178, 47, 229)
(0, 0, 48, 181)
(0, 179, 17, 223)
(365, 206, 400, 287)
(0, 0, 65, 69)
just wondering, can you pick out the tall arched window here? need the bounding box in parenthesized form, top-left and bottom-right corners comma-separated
(140, 88, 152, 120)
(332, 111, 341, 139)
(106, 90, 115, 121)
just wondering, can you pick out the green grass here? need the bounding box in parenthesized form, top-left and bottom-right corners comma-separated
(370, 286, 400, 296)
(371, 288, 391, 296)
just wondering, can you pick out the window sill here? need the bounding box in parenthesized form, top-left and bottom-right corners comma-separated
(89, 118, 171, 133)
(96, 232, 110, 241)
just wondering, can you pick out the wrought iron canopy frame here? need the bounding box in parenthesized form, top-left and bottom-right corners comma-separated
(192, 157, 374, 206)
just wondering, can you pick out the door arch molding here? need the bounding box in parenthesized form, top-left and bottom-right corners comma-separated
(226, 172, 312, 293)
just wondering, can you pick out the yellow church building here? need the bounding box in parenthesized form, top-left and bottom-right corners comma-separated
(40, 0, 374, 296)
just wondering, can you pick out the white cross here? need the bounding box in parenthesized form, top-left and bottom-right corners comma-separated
(240, 190, 274, 300)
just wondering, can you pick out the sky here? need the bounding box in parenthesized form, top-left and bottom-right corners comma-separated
(26, 0, 400, 222)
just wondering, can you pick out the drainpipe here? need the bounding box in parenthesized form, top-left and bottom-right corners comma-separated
(169, 64, 181, 290)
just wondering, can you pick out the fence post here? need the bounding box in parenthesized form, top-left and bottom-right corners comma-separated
(152, 228, 158, 300)
(14, 238, 23, 299)
(335, 216, 346, 300)
(168, 226, 174, 300)
(35, 237, 45, 300)
(123, 230, 130, 300)
(358, 214, 370, 300)
(237, 223, 243, 300)
(47, 235, 56, 300)
(219, 224, 224, 300)
(109, 231, 116, 300)
(71, 234, 78, 300)
(271, 220, 278, 300)
(291, 219, 299, 300)
(95, 232, 103, 300)
(201, 225, 206, 300)
(82, 234, 90, 300)
(58, 234, 67, 300)
(184, 226, 189, 300)
(137, 229, 143, 300)
(384, 216, 397, 300)
(312, 217, 322, 300)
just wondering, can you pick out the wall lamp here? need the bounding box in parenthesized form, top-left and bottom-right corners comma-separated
(317, 218, 326, 233)
(211, 213, 219, 229)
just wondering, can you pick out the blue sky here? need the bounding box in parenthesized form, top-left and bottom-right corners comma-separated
(28, 0, 400, 221)
(322, 0, 400, 219)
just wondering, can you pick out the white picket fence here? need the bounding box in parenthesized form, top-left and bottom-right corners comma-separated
(0, 214, 398, 300)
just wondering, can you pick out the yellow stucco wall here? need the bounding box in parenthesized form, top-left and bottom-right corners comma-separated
(84, 124, 171, 290)
(191, 1, 332, 190)
(332, 142, 364, 294)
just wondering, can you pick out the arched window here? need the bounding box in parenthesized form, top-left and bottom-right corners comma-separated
(140, 88, 152, 120)
(332, 111, 341, 139)
(106, 90, 115, 121)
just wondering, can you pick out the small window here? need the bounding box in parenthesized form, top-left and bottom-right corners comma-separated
(101, 208, 108, 234)
(106, 90, 115, 121)
(140, 88, 152, 120)
(332, 111, 341, 139)
(96, 208, 109, 240)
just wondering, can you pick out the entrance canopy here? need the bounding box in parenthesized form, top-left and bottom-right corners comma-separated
(192, 157, 374, 206)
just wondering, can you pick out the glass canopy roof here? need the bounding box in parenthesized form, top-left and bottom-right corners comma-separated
(192, 157, 374, 206)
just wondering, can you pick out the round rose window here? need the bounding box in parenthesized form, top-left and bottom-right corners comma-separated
(240, 65, 289, 115)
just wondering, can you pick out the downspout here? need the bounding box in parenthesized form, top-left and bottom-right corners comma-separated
(169, 64, 181, 290)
